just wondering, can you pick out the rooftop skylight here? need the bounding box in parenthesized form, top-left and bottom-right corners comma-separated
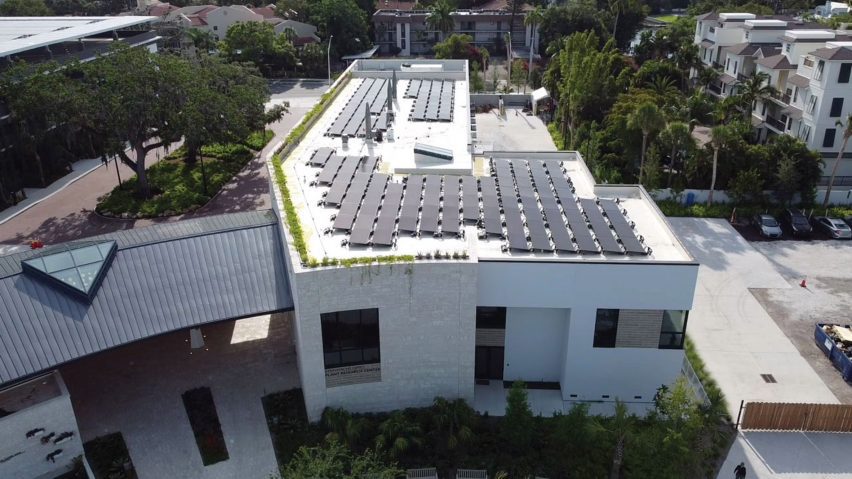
(21, 241, 117, 302)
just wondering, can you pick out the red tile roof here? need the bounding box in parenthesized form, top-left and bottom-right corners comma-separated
(251, 6, 277, 18)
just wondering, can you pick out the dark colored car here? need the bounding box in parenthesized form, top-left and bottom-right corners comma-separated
(782, 208, 813, 236)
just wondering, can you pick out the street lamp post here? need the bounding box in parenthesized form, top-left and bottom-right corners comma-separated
(327, 35, 334, 86)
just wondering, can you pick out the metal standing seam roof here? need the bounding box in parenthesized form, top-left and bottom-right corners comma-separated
(0, 210, 294, 386)
(0, 16, 155, 58)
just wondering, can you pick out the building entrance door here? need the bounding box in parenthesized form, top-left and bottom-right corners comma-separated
(475, 346, 504, 380)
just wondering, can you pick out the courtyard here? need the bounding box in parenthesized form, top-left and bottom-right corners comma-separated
(60, 312, 298, 479)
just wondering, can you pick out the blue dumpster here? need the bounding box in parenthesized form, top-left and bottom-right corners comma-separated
(815, 323, 852, 383)
(685, 192, 695, 206)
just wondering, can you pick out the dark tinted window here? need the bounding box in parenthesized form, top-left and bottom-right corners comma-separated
(823, 128, 836, 148)
(321, 308, 380, 369)
(476, 306, 506, 329)
(659, 311, 688, 349)
(839, 63, 851, 84)
(830, 98, 844, 117)
(593, 309, 619, 348)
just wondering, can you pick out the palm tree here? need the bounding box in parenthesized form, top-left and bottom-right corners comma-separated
(187, 28, 216, 56)
(321, 407, 367, 450)
(736, 71, 775, 121)
(523, 6, 544, 89)
(427, 0, 455, 41)
(660, 121, 693, 187)
(697, 66, 719, 94)
(596, 401, 634, 479)
(823, 114, 852, 207)
(628, 102, 666, 184)
(432, 397, 475, 450)
(646, 76, 679, 98)
(708, 124, 735, 205)
(375, 411, 422, 457)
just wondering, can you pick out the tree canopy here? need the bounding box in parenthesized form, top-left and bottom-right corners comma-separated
(0, 0, 53, 15)
(309, 0, 371, 56)
(219, 21, 297, 76)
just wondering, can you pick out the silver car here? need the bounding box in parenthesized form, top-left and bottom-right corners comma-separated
(814, 216, 852, 239)
(753, 214, 783, 239)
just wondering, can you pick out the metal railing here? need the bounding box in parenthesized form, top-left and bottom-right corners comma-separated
(408, 469, 439, 479)
(766, 116, 786, 131)
(681, 356, 711, 407)
(819, 176, 852, 187)
(770, 91, 791, 104)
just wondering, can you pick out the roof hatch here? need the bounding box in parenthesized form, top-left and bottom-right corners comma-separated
(21, 241, 117, 302)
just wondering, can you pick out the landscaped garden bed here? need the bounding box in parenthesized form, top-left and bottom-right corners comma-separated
(182, 387, 229, 466)
(96, 131, 272, 219)
(83, 432, 137, 479)
(262, 388, 322, 466)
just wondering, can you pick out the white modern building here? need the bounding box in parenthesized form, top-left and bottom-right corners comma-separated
(271, 59, 699, 421)
(693, 13, 852, 181)
(815, 0, 851, 18)
(373, 0, 538, 57)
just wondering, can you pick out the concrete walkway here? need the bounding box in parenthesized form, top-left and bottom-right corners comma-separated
(720, 431, 852, 479)
(668, 218, 838, 416)
(61, 313, 299, 479)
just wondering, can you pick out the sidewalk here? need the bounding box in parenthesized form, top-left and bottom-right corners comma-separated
(719, 430, 852, 478)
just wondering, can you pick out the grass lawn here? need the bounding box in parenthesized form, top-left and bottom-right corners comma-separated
(96, 130, 272, 218)
(652, 14, 679, 22)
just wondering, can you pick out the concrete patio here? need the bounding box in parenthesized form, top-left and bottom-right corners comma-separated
(60, 312, 299, 479)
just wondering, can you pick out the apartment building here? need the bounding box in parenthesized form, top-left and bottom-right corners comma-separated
(272, 59, 698, 420)
(373, 0, 537, 56)
(694, 13, 852, 180)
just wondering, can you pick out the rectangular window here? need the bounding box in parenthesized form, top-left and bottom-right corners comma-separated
(476, 306, 506, 329)
(785, 43, 791, 53)
(593, 309, 619, 348)
(734, 61, 738, 75)
(793, 86, 798, 103)
(321, 308, 380, 369)
(840, 63, 852, 84)
(725, 58, 730, 70)
(703, 49, 707, 61)
(798, 124, 811, 142)
(830, 98, 844, 117)
(814, 60, 825, 81)
(659, 311, 688, 349)
(807, 94, 818, 114)
(762, 103, 766, 116)
(823, 128, 837, 148)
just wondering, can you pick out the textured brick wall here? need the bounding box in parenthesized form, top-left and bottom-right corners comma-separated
(615, 309, 664, 348)
(292, 261, 478, 421)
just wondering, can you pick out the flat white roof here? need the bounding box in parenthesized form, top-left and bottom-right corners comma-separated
(0, 16, 155, 57)
(784, 29, 835, 40)
(745, 19, 788, 28)
(827, 41, 852, 48)
(278, 60, 692, 264)
(719, 12, 757, 21)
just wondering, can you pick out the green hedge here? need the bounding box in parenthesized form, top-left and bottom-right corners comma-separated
(656, 199, 852, 220)
(685, 337, 730, 420)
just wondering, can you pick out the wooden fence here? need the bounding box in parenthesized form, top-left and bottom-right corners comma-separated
(741, 402, 852, 432)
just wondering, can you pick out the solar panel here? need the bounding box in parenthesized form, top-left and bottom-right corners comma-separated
(309, 147, 334, 167)
(360, 155, 379, 174)
(325, 156, 364, 206)
(419, 175, 442, 233)
(411, 80, 430, 120)
(480, 176, 502, 236)
(373, 182, 404, 246)
(317, 154, 345, 184)
(371, 80, 388, 114)
(580, 198, 622, 254)
(332, 172, 371, 230)
(512, 161, 550, 251)
(461, 176, 479, 222)
(376, 109, 390, 130)
(494, 161, 527, 250)
(343, 80, 385, 137)
(544, 160, 574, 200)
(562, 199, 598, 253)
(327, 78, 374, 136)
(398, 175, 424, 232)
(529, 162, 575, 252)
(405, 79, 421, 98)
(442, 176, 460, 235)
(425, 81, 441, 120)
(438, 81, 454, 121)
(350, 174, 389, 245)
(600, 200, 647, 255)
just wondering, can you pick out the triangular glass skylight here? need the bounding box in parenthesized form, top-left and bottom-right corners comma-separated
(22, 241, 117, 302)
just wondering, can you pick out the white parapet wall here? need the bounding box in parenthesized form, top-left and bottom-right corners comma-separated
(0, 372, 84, 479)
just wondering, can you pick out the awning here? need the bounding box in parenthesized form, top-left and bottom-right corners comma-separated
(531, 87, 549, 102)
(700, 39, 715, 49)
(719, 73, 737, 84)
(341, 45, 379, 61)
(788, 73, 810, 88)
(751, 115, 765, 127)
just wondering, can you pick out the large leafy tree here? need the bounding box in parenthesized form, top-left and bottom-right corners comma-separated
(736, 72, 775, 121)
(219, 21, 297, 76)
(501, 381, 535, 456)
(427, 0, 455, 41)
(823, 114, 852, 207)
(187, 28, 217, 56)
(309, 0, 371, 56)
(433, 34, 481, 63)
(659, 121, 694, 187)
(628, 102, 666, 184)
(545, 31, 629, 148)
(0, 0, 52, 15)
(280, 440, 402, 479)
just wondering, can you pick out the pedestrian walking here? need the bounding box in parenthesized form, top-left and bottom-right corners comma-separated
(735, 461, 747, 479)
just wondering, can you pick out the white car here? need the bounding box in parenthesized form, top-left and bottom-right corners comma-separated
(814, 216, 852, 239)
(753, 214, 783, 239)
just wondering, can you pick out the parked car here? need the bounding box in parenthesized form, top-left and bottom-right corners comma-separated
(753, 214, 783, 239)
(813, 216, 852, 239)
(782, 208, 813, 236)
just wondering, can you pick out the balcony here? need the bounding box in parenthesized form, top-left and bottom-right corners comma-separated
(708, 83, 722, 95)
(770, 91, 791, 105)
(766, 116, 786, 132)
(819, 176, 852, 187)
(737, 73, 748, 82)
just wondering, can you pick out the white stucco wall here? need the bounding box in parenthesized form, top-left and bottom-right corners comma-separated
(478, 260, 698, 407)
(292, 261, 478, 421)
(503, 307, 568, 383)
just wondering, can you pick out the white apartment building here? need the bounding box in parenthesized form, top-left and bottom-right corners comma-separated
(694, 13, 852, 181)
(271, 59, 698, 421)
(373, 0, 537, 57)
(815, 0, 851, 18)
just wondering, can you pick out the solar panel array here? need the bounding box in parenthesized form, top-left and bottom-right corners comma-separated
(327, 78, 393, 137)
(410, 80, 455, 122)
(305, 148, 648, 255)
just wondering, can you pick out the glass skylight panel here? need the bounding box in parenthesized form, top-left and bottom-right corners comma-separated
(21, 241, 117, 301)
